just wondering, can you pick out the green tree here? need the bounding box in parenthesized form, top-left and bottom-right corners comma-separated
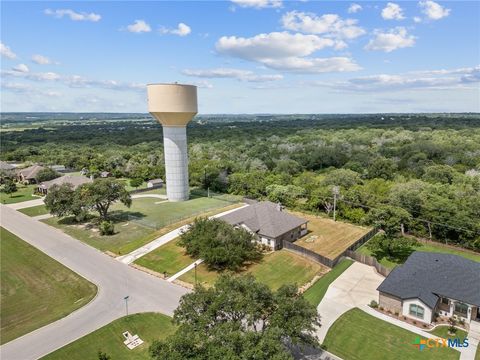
(322, 168, 362, 189)
(129, 178, 143, 189)
(178, 218, 262, 271)
(149, 275, 320, 360)
(364, 205, 412, 236)
(36, 168, 60, 183)
(97, 351, 111, 360)
(80, 178, 132, 220)
(367, 157, 397, 180)
(422, 165, 457, 184)
(266, 184, 305, 207)
(366, 233, 419, 260)
(44, 184, 85, 220)
(1, 179, 17, 197)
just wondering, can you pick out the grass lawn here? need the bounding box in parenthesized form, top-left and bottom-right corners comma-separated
(41, 313, 175, 360)
(303, 259, 354, 306)
(178, 249, 327, 291)
(111, 195, 236, 229)
(0, 227, 97, 344)
(323, 308, 460, 360)
(292, 212, 371, 259)
(428, 325, 468, 340)
(476, 346, 480, 360)
(43, 201, 243, 255)
(357, 239, 480, 270)
(0, 184, 39, 204)
(135, 239, 193, 277)
(118, 178, 148, 192)
(18, 204, 49, 217)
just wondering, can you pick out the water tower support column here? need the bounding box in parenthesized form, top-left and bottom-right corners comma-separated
(163, 126, 189, 201)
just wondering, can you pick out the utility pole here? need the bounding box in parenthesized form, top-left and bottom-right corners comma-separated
(332, 186, 340, 222)
(124, 295, 129, 316)
(194, 262, 197, 285)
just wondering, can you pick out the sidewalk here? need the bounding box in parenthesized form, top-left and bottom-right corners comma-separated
(117, 204, 249, 264)
(6, 198, 44, 210)
(168, 259, 204, 282)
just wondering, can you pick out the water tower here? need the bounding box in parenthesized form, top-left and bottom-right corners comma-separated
(147, 83, 198, 201)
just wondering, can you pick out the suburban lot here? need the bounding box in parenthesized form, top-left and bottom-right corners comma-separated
(323, 308, 460, 360)
(41, 313, 175, 360)
(0, 184, 38, 204)
(43, 196, 242, 255)
(138, 241, 328, 291)
(18, 204, 49, 217)
(0, 227, 97, 344)
(292, 212, 371, 259)
(357, 238, 480, 269)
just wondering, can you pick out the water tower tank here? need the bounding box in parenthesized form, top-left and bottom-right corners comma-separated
(147, 83, 198, 201)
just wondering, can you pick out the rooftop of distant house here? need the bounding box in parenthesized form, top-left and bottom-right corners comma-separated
(38, 175, 93, 191)
(219, 201, 307, 239)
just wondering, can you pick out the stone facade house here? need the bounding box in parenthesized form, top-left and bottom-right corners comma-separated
(377, 252, 480, 325)
(16, 165, 46, 184)
(218, 201, 308, 250)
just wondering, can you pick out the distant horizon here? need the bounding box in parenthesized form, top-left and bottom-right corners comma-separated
(1, 1, 479, 113)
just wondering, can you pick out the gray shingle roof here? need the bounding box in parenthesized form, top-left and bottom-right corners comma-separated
(39, 175, 92, 190)
(377, 251, 480, 308)
(218, 201, 307, 239)
(17, 165, 45, 179)
(0, 161, 15, 171)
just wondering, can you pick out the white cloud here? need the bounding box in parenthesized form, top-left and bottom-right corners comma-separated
(126, 20, 151, 33)
(419, 0, 450, 20)
(348, 3, 362, 14)
(413, 16, 422, 23)
(32, 54, 56, 65)
(182, 68, 283, 82)
(261, 57, 361, 73)
(365, 27, 415, 52)
(281, 11, 365, 40)
(44, 9, 101, 22)
(314, 66, 480, 92)
(216, 31, 360, 73)
(12, 64, 29, 73)
(230, 0, 282, 9)
(381, 3, 405, 20)
(1, 43, 16, 59)
(160, 23, 191, 36)
(191, 80, 213, 89)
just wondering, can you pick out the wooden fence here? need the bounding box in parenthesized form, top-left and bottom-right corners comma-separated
(345, 250, 392, 277)
(282, 227, 379, 269)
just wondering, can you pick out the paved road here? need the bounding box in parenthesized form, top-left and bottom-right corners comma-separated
(0, 205, 189, 360)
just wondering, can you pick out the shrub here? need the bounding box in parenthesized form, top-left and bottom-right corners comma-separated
(422, 324, 427, 328)
(320, 344, 327, 351)
(369, 300, 378, 308)
(99, 221, 115, 236)
(403, 316, 407, 320)
(394, 311, 399, 316)
(413, 321, 417, 325)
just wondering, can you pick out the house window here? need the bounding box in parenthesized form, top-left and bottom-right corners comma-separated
(441, 297, 449, 305)
(454, 302, 468, 316)
(409, 304, 425, 319)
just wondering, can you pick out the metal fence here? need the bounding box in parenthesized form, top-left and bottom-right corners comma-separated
(345, 250, 392, 277)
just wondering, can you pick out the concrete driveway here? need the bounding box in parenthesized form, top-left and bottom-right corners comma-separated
(316, 262, 384, 342)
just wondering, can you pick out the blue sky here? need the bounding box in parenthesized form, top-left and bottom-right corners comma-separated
(1, 1, 479, 113)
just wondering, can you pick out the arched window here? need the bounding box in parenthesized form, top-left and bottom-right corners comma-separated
(409, 304, 425, 319)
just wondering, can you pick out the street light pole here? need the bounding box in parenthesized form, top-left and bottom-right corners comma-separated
(124, 295, 129, 316)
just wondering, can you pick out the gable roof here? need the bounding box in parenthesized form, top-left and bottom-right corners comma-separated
(17, 165, 45, 179)
(39, 175, 92, 190)
(148, 178, 163, 184)
(219, 201, 307, 239)
(377, 251, 480, 308)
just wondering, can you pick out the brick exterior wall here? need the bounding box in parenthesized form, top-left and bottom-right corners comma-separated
(379, 292, 403, 313)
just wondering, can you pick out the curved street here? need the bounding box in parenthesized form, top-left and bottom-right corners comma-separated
(0, 205, 189, 360)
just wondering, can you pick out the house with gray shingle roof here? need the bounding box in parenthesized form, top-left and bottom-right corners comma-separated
(16, 164, 46, 184)
(218, 201, 308, 250)
(37, 175, 93, 194)
(377, 251, 480, 324)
